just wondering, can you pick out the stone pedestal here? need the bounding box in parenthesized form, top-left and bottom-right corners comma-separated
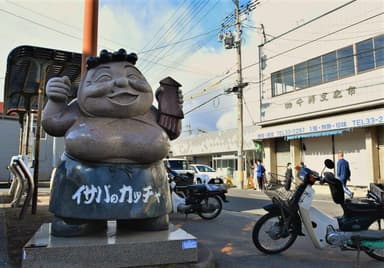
(22, 222, 198, 268)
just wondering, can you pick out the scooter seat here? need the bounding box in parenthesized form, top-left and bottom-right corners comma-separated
(188, 184, 207, 192)
(343, 198, 383, 214)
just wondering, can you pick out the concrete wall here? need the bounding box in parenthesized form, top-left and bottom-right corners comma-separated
(0, 118, 19, 180)
(0, 118, 64, 181)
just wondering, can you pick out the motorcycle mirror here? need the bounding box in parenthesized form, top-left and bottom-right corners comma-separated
(324, 159, 334, 169)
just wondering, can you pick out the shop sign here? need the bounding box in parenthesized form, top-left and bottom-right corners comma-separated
(256, 112, 383, 140)
(285, 86, 356, 109)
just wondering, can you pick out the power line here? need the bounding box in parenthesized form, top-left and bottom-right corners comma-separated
(143, 0, 212, 74)
(152, 0, 221, 76)
(264, 12, 384, 63)
(188, 4, 382, 103)
(243, 97, 256, 125)
(140, 0, 207, 72)
(240, 12, 384, 75)
(262, 0, 358, 45)
(0, 8, 82, 41)
(2, 1, 220, 75)
(139, 28, 221, 54)
(138, 0, 187, 53)
(184, 80, 383, 116)
(185, 93, 225, 115)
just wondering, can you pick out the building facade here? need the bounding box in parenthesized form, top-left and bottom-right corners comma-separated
(171, 2, 384, 187)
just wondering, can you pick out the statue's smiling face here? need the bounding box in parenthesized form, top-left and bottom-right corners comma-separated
(78, 61, 153, 117)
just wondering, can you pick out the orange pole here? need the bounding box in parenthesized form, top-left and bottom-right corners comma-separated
(81, 0, 99, 76)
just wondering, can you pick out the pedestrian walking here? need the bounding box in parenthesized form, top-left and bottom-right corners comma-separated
(336, 152, 354, 198)
(254, 159, 266, 191)
(284, 162, 294, 191)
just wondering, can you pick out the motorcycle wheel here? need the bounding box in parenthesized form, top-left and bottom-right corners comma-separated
(252, 212, 298, 254)
(364, 218, 384, 261)
(197, 196, 222, 220)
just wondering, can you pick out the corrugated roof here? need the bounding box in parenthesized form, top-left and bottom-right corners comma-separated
(3, 45, 82, 115)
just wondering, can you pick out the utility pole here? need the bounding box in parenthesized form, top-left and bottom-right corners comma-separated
(219, 0, 258, 188)
(81, 0, 99, 76)
(234, 0, 244, 189)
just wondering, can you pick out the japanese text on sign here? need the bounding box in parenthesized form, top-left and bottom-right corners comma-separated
(256, 114, 383, 139)
(72, 184, 161, 205)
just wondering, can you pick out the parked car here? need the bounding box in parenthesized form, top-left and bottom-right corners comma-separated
(163, 158, 195, 186)
(190, 164, 225, 185)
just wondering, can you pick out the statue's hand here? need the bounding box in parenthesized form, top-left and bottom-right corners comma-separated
(46, 76, 71, 102)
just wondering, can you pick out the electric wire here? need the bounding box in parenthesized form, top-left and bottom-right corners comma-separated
(183, 3, 371, 105)
(262, 0, 358, 45)
(140, 0, 207, 72)
(138, 0, 187, 53)
(3, 0, 220, 75)
(143, 0, 212, 75)
(185, 93, 226, 115)
(0, 8, 82, 41)
(243, 97, 256, 125)
(138, 0, 195, 60)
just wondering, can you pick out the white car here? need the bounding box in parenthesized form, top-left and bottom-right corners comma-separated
(190, 164, 225, 185)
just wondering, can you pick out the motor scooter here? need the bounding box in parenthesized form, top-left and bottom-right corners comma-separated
(168, 168, 228, 220)
(252, 159, 384, 265)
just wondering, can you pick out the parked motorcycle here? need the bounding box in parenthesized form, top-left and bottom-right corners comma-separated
(252, 159, 384, 264)
(167, 168, 228, 220)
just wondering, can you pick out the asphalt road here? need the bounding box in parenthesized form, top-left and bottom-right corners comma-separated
(1, 186, 382, 268)
(223, 188, 345, 217)
(169, 188, 382, 268)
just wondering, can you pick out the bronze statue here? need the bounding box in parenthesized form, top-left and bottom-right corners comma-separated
(42, 49, 183, 237)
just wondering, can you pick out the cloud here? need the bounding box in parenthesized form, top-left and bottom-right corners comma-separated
(0, 0, 260, 132)
(216, 108, 237, 130)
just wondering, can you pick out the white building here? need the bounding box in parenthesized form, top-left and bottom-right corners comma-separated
(170, 1, 384, 187)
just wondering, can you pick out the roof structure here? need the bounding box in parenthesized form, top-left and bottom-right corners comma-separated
(3, 45, 82, 115)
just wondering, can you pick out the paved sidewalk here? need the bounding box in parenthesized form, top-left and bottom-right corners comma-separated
(0, 189, 50, 267)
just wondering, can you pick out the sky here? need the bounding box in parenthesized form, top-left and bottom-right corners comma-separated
(0, 0, 382, 136)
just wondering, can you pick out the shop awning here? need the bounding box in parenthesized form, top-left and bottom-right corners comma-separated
(285, 129, 351, 140)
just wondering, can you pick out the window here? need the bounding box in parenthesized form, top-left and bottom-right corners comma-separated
(281, 67, 294, 93)
(164, 159, 190, 170)
(308, 57, 322, 86)
(270, 35, 383, 97)
(294, 62, 308, 89)
(271, 67, 294, 96)
(271, 71, 282, 96)
(374, 35, 384, 67)
(356, 39, 374, 72)
(337, 46, 354, 78)
(322, 51, 337, 82)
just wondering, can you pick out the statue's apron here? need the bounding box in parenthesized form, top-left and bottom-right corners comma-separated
(49, 153, 171, 220)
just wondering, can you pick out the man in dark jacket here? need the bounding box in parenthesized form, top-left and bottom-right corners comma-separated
(284, 162, 294, 191)
(337, 152, 353, 198)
